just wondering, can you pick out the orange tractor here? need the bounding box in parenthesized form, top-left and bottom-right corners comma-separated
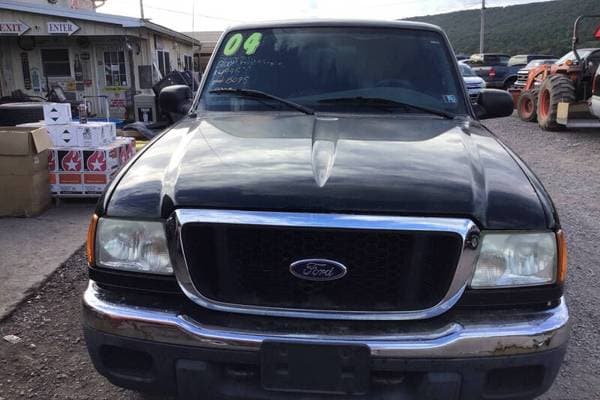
(512, 15, 600, 130)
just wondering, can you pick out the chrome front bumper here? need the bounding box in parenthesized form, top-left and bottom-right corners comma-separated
(83, 282, 570, 359)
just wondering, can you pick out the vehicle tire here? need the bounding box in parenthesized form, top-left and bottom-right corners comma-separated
(503, 77, 517, 90)
(517, 90, 538, 122)
(537, 75, 575, 131)
(0, 102, 44, 126)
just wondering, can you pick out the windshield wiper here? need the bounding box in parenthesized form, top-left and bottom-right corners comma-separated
(209, 88, 315, 115)
(318, 96, 455, 119)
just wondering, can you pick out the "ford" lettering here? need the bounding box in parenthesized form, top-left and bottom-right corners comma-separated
(289, 259, 347, 282)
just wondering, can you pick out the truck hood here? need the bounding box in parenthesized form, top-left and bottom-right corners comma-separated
(105, 113, 551, 229)
(463, 76, 486, 86)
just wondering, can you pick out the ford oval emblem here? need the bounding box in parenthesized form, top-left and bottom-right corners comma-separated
(289, 259, 347, 282)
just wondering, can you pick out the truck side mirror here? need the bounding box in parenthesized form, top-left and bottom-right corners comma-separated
(159, 85, 193, 117)
(474, 89, 514, 120)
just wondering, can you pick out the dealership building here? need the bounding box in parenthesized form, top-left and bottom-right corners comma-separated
(0, 0, 199, 120)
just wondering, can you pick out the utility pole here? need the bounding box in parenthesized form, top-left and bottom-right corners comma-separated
(479, 0, 485, 53)
(139, 0, 145, 20)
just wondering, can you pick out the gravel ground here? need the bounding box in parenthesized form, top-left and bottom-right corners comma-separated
(0, 114, 598, 399)
(485, 115, 600, 400)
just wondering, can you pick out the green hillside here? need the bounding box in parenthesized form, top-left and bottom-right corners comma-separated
(407, 0, 600, 57)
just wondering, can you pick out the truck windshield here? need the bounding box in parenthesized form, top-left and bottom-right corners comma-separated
(198, 27, 467, 116)
(556, 49, 594, 65)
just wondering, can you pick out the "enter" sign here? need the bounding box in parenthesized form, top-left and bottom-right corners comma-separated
(47, 20, 80, 36)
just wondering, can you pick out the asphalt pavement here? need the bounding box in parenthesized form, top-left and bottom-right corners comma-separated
(0, 114, 599, 399)
(0, 200, 95, 319)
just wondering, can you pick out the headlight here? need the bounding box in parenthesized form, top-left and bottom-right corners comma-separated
(95, 218, 173, 275)
(470, 232, 557, 288)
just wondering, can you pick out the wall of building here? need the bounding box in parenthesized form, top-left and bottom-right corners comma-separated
(149, 33, 196, 76)
(186, 31, 223, 73)
(1, 3, 197, 121)
(19, 0, 96, 10)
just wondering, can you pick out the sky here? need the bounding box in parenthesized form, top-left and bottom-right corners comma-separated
(98, 0, 555, 32)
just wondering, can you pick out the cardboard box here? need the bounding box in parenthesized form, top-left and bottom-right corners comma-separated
(0, 127, 52, 156)
(43, 103, 72, 125)
(0, 151, 48, 176)
(104, 122, 117, 143)
(46, 124, 79, 147)
(49, 172, 59, 194)
(83, 170, 118, 195)
(57, 149, 84, 172)
(83, 143, 120, 173)
(0, 171, 51, 216)
(77, 122, 111, 148)
(48, 149, 57, 172)
(116, 137, 136, 166)
(0, 127, 52, 216)
(55, 172, 84, 195)
(16, 122, 45, 129)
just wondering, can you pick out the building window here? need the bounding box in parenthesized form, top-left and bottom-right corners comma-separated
(184, 55, 193, 71)
(104, 51, 127, 87)
(193, 54, 200, 72)
(157, 50, 171, 77)
(41, 49, 71, 77)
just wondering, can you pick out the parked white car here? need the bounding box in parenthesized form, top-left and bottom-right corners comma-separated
(459, 63, 486, 103)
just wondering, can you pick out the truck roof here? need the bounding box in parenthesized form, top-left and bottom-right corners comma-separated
(223, 19, 444, 34)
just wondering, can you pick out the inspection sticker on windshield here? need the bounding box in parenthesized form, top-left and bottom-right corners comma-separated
(443, 95, 457, 104)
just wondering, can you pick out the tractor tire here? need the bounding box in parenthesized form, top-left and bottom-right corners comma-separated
(537, 75, 575, 131)
(0, 102, 44, 126)
(517, 89, 538, 122)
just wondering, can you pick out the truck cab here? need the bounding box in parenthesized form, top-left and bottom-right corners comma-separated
(83, 20, 569, 400)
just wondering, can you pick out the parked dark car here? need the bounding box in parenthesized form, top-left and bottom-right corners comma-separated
(83, 20, 569, 400)
(468, 53, 555, 89)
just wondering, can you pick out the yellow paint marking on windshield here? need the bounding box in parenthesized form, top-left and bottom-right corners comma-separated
(243, 32, 262, 55)
(223, 32, 263, 56)
(223, 33, 243, 56)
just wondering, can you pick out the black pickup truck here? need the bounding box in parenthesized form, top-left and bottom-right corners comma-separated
(83, 21, 569, 400)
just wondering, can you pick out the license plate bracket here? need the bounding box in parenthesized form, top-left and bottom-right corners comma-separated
(261, 341, 370, 395)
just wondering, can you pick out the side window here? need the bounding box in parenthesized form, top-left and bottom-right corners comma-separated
(41, 49, 71, 77)
(157, 50, 171, 76)
(103, 51, 127, 87)
(586, 52, 600, 71)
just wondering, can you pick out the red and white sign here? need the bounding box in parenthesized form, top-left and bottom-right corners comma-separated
(83, 143, 120, 173)
(47, 20, 80, 36)
(0, 21, 31, 36)
(48, 150, 57, 172)
(59, 150, 83, 172)
(86, 150, 107, 172)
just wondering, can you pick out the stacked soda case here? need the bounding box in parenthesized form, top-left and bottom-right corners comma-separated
(48, 137, 135, 196)
(40, 103, 136, 197)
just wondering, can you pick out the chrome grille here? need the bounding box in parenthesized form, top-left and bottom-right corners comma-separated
(171, 210, 479, 320)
